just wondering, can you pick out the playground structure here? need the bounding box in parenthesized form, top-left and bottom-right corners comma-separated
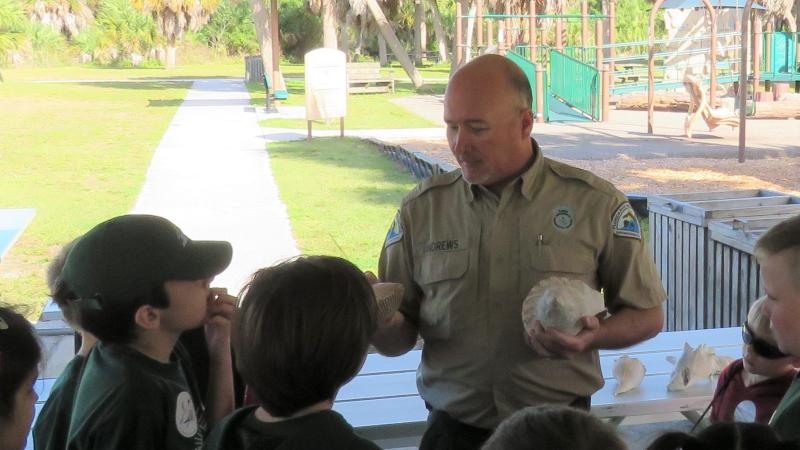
(451, 0, 800, 155)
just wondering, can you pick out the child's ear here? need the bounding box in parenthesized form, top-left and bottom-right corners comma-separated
(134, 304, 161, 331)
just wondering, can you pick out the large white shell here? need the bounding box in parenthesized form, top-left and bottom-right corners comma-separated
(613, 355, 646, 395)
(372, 282, 404, 322)
(667, 343, 723, 391)
(521, 277, 605, 336)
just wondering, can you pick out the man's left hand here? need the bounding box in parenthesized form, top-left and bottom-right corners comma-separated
(525, 315, 601, 359)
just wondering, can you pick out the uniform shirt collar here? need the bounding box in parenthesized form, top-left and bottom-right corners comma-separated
(465, 138, 544, 203)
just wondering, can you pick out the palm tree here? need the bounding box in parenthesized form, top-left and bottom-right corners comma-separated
(26, 0, 93, 38)
(0, 0, 26, 77)
(307, 0, 338, 47)
(132, 0, 219, 68)
(761, 0, 796, 32)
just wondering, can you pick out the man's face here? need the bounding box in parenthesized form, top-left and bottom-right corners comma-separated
(761, 250, 800, 356)
(443, 78, 533, 188)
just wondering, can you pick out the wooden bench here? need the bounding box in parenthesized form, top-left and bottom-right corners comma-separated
(347, 63, 394, 94)
(333, 327, 741, 447)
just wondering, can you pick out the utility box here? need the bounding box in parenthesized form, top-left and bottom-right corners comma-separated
(706, 214, 797, 328)
(648, 190, 800, 331)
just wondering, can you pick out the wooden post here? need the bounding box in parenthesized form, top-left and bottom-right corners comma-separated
(340, 117, 344, 137)
(765, 21, 773, 90)
(536, 65, 545, 123)
(505, 2, 512, 51)
(307, 121, 312, 141)
(737, 0, 755, 163)
(602, 63, 610, 121)
(753, 15, 762, 101)
(456, 1, 463, 66)
(609, 0, 616, 73)
(529, 0, 537, 62)
(488, 19, 494, 48)
(556, 16, 564, 51)
(581, 0, 589, 49)
(477, 0, 483, 48)
(699, 0, 717, 108)
(648, 0, 666, 135)
(595, 21, 604, 70)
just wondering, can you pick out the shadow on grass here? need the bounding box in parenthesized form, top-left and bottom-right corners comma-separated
(76, 81, 190, 91)
(267, 137, 418, 207)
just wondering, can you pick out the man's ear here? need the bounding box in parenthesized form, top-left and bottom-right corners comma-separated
(789, 357, 800, 369)
(520, 108, 534, 139)
(134, 304, 161, 331)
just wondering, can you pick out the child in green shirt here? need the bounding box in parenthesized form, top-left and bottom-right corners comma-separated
(757, 214, 800, 440)
(58, 214, 236, 450)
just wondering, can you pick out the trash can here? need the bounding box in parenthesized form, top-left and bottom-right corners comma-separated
(647, 189, 800, 331)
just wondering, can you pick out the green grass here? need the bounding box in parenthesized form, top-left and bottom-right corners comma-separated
(268, 138, 417, 271)
(249, 77, 445, 129)
(0, 79, 189, 316)
(2, 60, 245, 82)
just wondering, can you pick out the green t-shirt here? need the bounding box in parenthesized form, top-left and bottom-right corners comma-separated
(203, 406, 380, 450)
(771, 374, 800, 441)
(67, 342, 207, 450)
(33, 354, 86, 450)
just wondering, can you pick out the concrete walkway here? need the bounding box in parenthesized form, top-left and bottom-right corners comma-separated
(133, 78, 299, 293)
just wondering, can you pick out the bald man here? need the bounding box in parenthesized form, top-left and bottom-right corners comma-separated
(373, 54, 666, 450)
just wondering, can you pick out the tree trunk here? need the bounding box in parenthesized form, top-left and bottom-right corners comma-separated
(166, 43, 177, 69)
(414, 0, 424, 65)
(378, 34, 388, 66)
(365, 0, 424, 87)
(249, 0, 273, 78)
(465, 3, 476, 61)
(341, 13, 352, 60)
(322, 0, 338, 48)
(429, 0, 448, 63)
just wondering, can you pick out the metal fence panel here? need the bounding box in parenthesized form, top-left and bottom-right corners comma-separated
(549, 49, 600, 121)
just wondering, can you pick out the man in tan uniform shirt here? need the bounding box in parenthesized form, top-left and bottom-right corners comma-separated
(372, 54, 666, 450)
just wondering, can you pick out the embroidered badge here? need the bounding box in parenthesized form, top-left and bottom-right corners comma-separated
(612, 203, 642, 239)
(384, 211, 404, 247)
(553, 206, 575, 232)
(175, 391, 198, 438)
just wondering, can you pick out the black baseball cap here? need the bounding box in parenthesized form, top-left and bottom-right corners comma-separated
(61, 214, 232, 309)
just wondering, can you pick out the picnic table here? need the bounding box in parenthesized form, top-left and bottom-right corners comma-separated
(333, 327, 741, 448)
(0, 208, 35, 262)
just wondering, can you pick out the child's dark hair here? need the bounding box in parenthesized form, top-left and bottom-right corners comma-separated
(52, 280, 169, 344)
(0, 306, 42, 419)
(647, 422, 800, 450)
(234, 255, 377, 418)
(482, 405, 627, 450)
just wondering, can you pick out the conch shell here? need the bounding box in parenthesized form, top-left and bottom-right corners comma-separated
(521, 277, 605, 336)
(613, 355, 646, 395)
(666, 342, 734, 391)
(372, 282, 404, 322)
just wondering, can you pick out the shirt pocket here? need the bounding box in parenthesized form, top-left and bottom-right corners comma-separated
(519, 243, 597, 296)
(416, 248, 470, 340)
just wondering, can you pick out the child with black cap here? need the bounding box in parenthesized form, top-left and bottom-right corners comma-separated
(56, 214, 236, 450)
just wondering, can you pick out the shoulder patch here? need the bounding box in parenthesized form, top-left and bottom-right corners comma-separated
(612, 203, 642, 240)
(384, 211, 404, 247)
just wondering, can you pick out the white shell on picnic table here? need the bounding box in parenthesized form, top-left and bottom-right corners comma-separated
(521, 277, 605, 336)
(613, 355, 646, 395)
(666, 342, 733, 391)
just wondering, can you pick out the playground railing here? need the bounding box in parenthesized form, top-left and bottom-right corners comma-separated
(550, 49, 600, 121)
(761, 32, 799, 79)
(506, 48, 550, 122)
